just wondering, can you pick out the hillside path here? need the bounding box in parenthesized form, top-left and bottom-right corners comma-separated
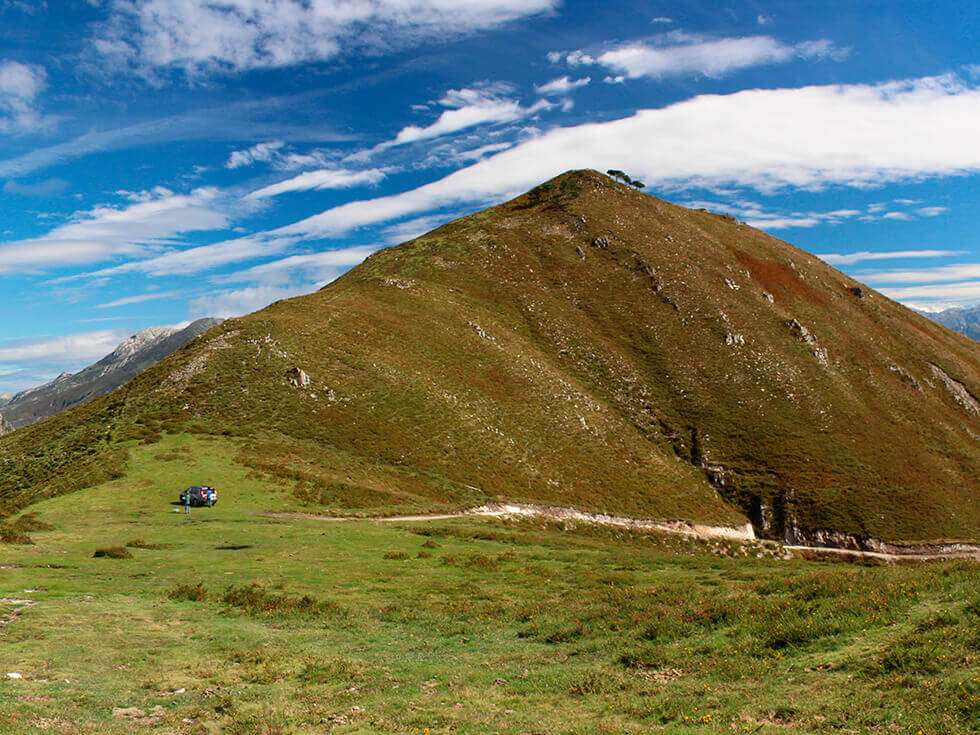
(254, 503, 980, 563)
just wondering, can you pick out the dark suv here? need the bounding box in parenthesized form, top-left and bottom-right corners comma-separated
(179, 486, 217, 507)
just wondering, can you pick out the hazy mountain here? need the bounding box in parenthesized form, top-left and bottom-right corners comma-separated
(1, 171, 977, 547)
(0, 318, 222, 430)
(922, 304, 980, 341)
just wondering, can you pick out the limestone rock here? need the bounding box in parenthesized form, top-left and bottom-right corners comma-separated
(285, 367, 311, 388)
(591, 235, 610, 249)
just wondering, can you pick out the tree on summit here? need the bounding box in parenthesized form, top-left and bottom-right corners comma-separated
(606, 169, 645, 189)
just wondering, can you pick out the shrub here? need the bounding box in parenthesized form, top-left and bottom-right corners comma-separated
(383, 551, 409, 560)
(220, 584, 341, 618)
(169, 583, 207, 602)
(93, 546, 132, 559)
(126, 538, 171, 549)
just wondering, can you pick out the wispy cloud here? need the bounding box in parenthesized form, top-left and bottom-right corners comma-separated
(877, 281, 980, 306)
(97, 290, 183, 308)
(0, 187, 230, 273)
(857, 263, 980, 284)
(274, 74, 980, 239)
(225, 140, 285, 169)
(188, 283, 323, 319)
(93, 0, 560, 75)
(0, 59, 53, 133)
(534, 76, 591, 96)
(379, 84, 547, 150)
(80, 234, 296, 279)
(246, 167, 389, 200)
(2, 177, 68, 197)
(550, 33, 848, 80)
(0, 98, 350, 178)
(818, 250, 965, 266)
(216, 245, 379, 285)
(0, 328, 130, 365)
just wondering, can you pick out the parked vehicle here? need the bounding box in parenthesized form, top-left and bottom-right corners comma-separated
(179, 486, 217, 507)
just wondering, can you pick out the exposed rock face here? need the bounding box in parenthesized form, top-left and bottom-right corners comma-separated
(724, 333, 745, 346)
(0, 318, 221, 429)
(786, 319, 828, 364)
(930, 363, 980, 416)
(0, 414, 13, 436)
(888, 365, 922, 391)
(591, 235, 610, 249)
(285, 367, 311, 388)
(785, 318, 817, 346)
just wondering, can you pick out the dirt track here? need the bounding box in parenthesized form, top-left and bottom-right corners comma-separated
(255, 504, 980, 564)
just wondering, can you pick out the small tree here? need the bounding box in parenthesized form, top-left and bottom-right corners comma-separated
(607, 169, 645, 189)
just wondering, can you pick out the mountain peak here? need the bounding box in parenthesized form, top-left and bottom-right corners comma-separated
(1, 177, 978, 546)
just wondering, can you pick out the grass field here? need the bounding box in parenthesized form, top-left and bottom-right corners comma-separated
(1, 434, 977, 733)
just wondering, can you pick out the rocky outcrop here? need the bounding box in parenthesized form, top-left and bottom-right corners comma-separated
(888, 365, 922, 391)
(786, 319, 829, 364)
(591, 235, 610, 249)
(0, 414, 13, 436)
(929, 363, 980, 416)
(285, 367, 311, 388)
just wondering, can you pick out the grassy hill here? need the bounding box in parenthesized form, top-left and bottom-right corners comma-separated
(1, 169, 978, 544)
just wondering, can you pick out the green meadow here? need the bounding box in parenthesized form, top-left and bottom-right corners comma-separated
(1, 435, 977, 734)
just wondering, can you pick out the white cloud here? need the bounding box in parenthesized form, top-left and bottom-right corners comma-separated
(453, 142, 514, 162)
(877, 281, 980, 306)
(95, 0, 559, 74)
(0, 328, 130, 365)
(0, 60, 51, 132)
(651, 17, 673, 24)
(554, 34, 847, 79)
(97, 290, 183, 308)
(916, 206, 949, 217)
(818, 250, 965, 266)
(188, 283, 324, 319)
(226, 140, 285, 169)
(0, 187, 230, 273)
(246, 167, 388, 199)
(535, 76, 591, 96)
(857, 263, 980, 284)
(216, 245, 379, 285)
(81, 234, 296, 278)
(275, 74, 980, 238)
(383, 84, 544, 149)
(2, 177, 68, 197)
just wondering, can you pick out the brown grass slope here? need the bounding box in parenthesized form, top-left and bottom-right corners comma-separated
(1, 170, 978, 543)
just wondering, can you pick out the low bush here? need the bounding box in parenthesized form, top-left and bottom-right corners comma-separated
(93, 546, 132, 559)
(220, 584, 341, 618)
(169, 583, 207, 602)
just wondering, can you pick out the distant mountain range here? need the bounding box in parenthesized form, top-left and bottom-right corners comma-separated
(921, 305, 980, 341)
(0, 318, 221, 433)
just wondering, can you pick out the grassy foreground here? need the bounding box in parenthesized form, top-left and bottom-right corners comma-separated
(1, 435, 977, 734)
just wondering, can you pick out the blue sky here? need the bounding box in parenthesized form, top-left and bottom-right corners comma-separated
(0, 0, 978, 393)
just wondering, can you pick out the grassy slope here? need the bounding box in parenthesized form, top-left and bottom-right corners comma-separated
(1, 170, 978, 542)
(0, 435, 977, 734)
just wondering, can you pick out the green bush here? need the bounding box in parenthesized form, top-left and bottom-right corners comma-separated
(93, 546, 132, 559)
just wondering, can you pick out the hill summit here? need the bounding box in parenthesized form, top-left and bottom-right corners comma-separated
(1, 170, 978, 545)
